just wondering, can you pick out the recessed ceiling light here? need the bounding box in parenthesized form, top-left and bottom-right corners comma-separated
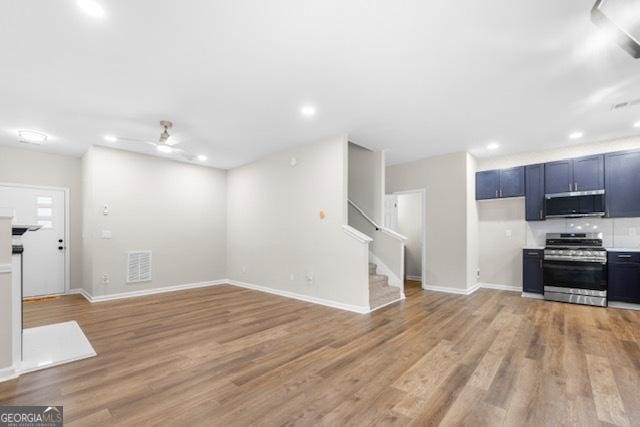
(156, 145, 172, 154)
(77, 0, 105, 18)
(18, 130, 47, 144)
(301, 105, 316, 117)
(569, 131, 584, 140)
(487, 142, 500, 150)
(104, 135, 117, 142)
(197, 155, 207, 161)
(634, 121, 640, 128)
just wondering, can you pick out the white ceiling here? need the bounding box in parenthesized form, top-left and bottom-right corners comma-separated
(1, 0, 639, 169)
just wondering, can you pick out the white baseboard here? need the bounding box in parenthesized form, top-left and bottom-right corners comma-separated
(609, 301, 640, 311)
(422, 284, 476, 295)
(0, 365, 18, 384)
(68, 280, 227, 303)
(522, 292, 544, 300)
(406, 275, 422, 281)
(227, 279, 371, 314)
(480, 283, 521, 292)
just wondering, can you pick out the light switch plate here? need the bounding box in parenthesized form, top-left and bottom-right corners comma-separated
(101, 230, 112, 239)
(505, 229, 512, 237)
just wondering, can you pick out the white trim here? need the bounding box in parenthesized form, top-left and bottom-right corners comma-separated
(479, 283, 521, 292)
(608, 301, 640, 311)
(68, 280, 227, 303)
(522, 292, 544, 300)
(0, 264, 11, 274)
(406, 275, 422, 281)
(379, 226, 407, 241)
(392, 188, 427, 290)
(0, 182, 71, 294)
(369, 294, 405, 312)
(0, 365, 18, 384)
(228, 279, 371, 314)
(341, 224, 373, 243)
(422, 284, 478, 295)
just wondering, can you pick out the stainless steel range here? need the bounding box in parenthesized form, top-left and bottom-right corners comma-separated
(543, 233, 607, 307)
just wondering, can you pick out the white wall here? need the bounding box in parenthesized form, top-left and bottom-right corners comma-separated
(0, 146, 82, 290)
(387, 152, 475, 291)
(397, 193, 422, 278)
(82, 146, 227, 297)
(0, 217, 12, 370)
(476, 135, 640, 289)
(348, 142, 384, 224)
(227, 135, 370, 310)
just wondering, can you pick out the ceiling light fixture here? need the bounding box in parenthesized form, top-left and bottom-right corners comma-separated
(569, 131, 584, 140)
(634, 121, 640, 128)
(156, 145, 172, 154)
(197, 155, 207, 161)
(104, 135, 117, 142)
(77, 0, 105, 18)
(487, 142, 500, 150)
(18, 130, 47, 144)
(301, 105, 316, 117)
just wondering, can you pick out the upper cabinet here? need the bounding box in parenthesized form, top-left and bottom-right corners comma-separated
(525, 164, 545, 221)
(605, 150, 640, 218)
(475, 167, 524, 200)
(544, 155, 604, 194)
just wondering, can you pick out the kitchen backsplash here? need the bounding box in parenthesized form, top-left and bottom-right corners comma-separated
(526, 217, 640, 248)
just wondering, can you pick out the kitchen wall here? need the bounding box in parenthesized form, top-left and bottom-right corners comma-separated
(226, 135, 370, 310)
(387, 151, 477, 292)
(476, 135, 640, 289)
(82, 146, 227, 297)
(0, 217, 12, 371)
(0, 146, 83, 290)
(397, 193, 422, 279)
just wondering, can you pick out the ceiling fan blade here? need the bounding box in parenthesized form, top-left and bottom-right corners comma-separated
(116, 136, 158, 147)
(165, 138, 181, 146)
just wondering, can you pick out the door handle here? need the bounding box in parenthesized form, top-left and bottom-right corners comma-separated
(58, 246, 64, 250)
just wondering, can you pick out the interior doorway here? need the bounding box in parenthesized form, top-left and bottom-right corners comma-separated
(385, 189, 426, 289)
(0, 184, 68, 297)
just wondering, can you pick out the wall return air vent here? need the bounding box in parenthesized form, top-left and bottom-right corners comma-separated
(127, 251, 152, 283)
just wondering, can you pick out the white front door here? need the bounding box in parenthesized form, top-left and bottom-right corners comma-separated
(0, 185, 66, 297)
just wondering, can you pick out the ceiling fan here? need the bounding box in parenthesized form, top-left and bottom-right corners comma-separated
(107, 120, 203, 162)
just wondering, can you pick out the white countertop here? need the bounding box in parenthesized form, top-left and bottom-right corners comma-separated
(524, 247, 544, 250)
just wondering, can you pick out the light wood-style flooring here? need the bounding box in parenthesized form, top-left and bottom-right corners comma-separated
(2, 280, 640, 426)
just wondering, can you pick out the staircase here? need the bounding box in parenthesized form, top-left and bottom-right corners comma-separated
(369, 262, 401, 310)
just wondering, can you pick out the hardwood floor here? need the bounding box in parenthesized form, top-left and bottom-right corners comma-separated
(2, 283, 640, 426)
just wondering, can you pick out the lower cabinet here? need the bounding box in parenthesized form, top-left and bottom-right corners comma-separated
(608, 252, 640, 304)
(523, 249, 544, 294)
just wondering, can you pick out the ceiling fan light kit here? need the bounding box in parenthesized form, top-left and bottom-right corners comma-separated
(113, 120, 201, 162)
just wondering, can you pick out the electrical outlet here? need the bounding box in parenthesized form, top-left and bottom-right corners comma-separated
(101, 274, 110, 285)
(306, 274, 314, 284)
(241, 266, 247, 273)
(505, 229, 512, 237)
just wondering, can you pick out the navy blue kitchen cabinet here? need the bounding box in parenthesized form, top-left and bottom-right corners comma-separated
(523, 249, 544, 294)
(573, 155, 604, 191)
(544, 156, 604, 194)
(476, 170, 500, 200)
(525, 164, 545, 221)
(475, 167, 524, 200)
(605, 150, 640, 218)
(544, 160, 572, 194)
(500, 167, 525, 198)
(608, 252, 640, 304)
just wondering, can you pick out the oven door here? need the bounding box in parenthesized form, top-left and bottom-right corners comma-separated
(543, 260, 607, 293)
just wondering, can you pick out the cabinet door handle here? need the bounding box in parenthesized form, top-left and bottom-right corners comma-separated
(617, 254, 632, 258)
(569, 183, 572, 191)
(495, 190, 498, 198)
(527, 252, 539, 256)
(539, 260, 543, 268)
(499, 189, 503, 198)
(575, 183, 578, 191)
(539, 209, 543, 220)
